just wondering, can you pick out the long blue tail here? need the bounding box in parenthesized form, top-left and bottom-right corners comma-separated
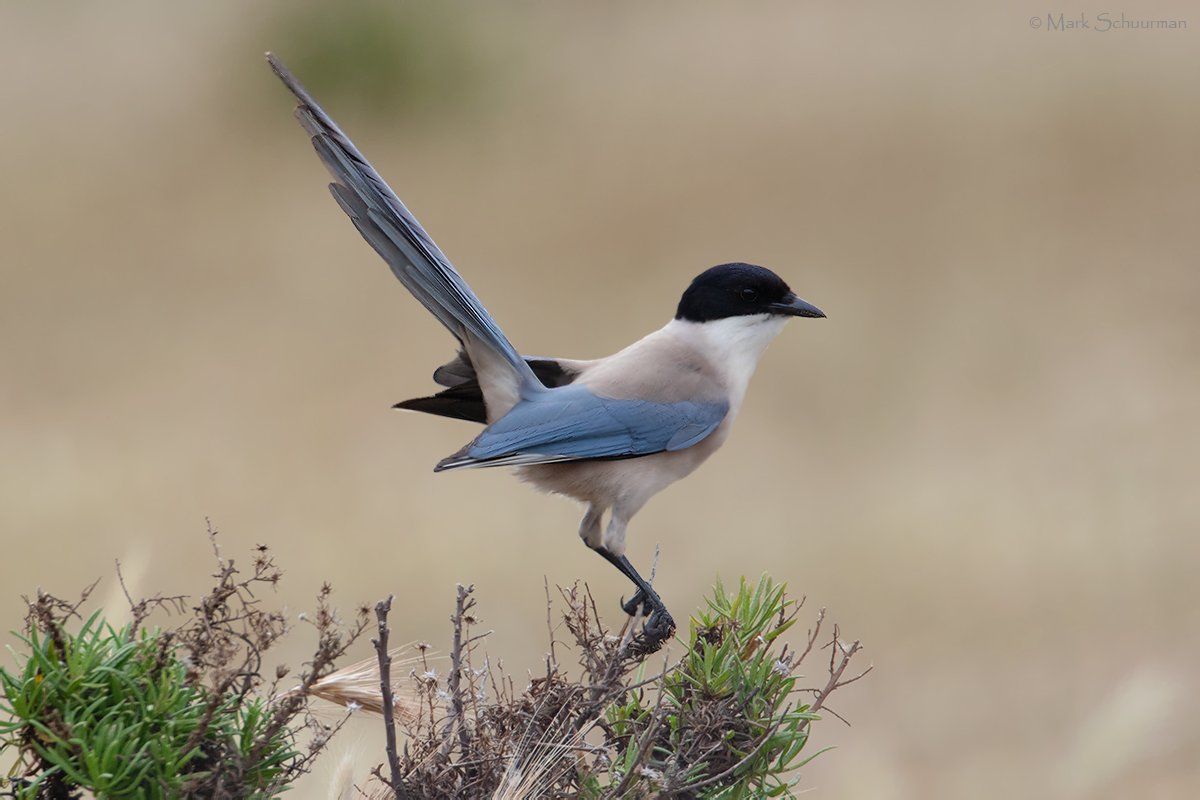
(268, 53, 541, 395)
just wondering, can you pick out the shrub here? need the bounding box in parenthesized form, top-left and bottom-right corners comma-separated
(350, 576, 869, 798)
(0, 536, 868, 799)
(0, 613, 294, 798)
(0, 532, 366, 799)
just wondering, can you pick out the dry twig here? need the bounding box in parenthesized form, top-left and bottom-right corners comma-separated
(373, 595, 407, 799)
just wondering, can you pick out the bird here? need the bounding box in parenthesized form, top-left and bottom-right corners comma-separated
(268, 54, 825, 651)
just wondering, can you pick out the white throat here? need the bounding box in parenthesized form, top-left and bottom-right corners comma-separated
(668, 314, 789, 403)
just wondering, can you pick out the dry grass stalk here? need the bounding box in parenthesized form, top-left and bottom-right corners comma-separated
(282, 645, 425, 722)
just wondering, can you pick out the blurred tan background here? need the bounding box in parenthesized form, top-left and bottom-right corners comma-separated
(2, 2, 1198, 797)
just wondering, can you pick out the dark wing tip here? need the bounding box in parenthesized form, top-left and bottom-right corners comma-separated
(434, 454, 469, 472)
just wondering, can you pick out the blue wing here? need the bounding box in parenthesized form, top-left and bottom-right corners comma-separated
(435, 385, 729, 470)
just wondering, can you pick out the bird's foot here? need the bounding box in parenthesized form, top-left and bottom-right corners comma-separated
(629, 606, 676, 656)
(644, 606, 675, 641)
(621, 589, 650, 617)
(620, 588, 674, 653)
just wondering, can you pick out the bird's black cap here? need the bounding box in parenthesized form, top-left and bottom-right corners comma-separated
(675, 262, 825, 323)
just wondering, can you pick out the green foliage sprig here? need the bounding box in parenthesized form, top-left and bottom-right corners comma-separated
(596, 576, 860, 798)
(0, 612, 293, 798)
(0, 531, 367, 800)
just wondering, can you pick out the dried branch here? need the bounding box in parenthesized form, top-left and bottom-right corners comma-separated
(800, 623, 873, 729)
(440, 583, 477, 760)
(115, 559, 187, 635)
(373, 595, 407, 799)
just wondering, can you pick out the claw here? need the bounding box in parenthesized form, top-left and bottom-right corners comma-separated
(591, 546, 672, 653)
(629, 608, 676, 655)
(644, 607, 676, 640)
(622, 589, 649, 617)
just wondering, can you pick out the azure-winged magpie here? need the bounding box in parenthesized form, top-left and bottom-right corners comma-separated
(269, 55, 825, 650)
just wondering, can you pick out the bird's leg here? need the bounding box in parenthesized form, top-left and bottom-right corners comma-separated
(593, 547, 658, 614)
(593, 546, 676, 647)
(578, 504, 605, 549)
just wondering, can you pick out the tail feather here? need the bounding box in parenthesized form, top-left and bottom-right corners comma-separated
(394, 382, 488, 424)
(396, 355, 584, 425)
(269, 53, 541, 396)
(431, 351, 477, 387)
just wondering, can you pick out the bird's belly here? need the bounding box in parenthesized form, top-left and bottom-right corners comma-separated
(515, 421, 731, 509)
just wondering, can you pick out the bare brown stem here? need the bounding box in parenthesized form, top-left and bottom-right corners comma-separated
(373, 595, 407, 799)
(441, 584, 476, 759)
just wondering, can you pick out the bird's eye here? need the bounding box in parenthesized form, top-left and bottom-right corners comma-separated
(740, 288, 759, 302)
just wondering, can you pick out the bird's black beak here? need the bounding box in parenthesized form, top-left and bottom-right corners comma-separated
(768, 293, 826, 318)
